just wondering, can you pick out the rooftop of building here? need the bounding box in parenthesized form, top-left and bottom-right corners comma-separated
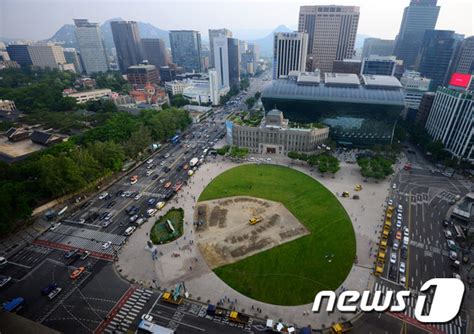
(127, 64, 157, 71)
(262, 72, 405, 106)
(364, 55, 397, 61)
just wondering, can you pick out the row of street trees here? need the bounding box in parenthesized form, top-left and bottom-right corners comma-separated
(288, 151, 340, 176)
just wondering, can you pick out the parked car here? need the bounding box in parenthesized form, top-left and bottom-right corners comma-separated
(98, 192, 109, 200)
(129, 215, 138, 223)
(41, 283, 58, 296)
(50, 223, 61, 231)
(0, 275, 12, 287)
(80, 251, 90, 260)
(395, 231, 402, 240)
(124, 226, 136, 236)
(107, 201, 117, 209)
(445, 230, 453, 239)
(449, 251, 458, 261)
(70, 267, 86, 280)
(64, 249, 79, 259)
(390, 253, 397, 264)
(399, 262, 406, 274)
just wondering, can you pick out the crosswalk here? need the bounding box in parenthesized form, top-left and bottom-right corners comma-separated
(436, 191, 458, 203)
(103, 288, 153, 333)
(38, 224, 126, 256)
(374, 282, 463, 334)
(8, 244, 51, 268)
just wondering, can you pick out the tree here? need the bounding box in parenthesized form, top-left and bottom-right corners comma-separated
(170, 94, 188, 107)
(254, 91, 261, 100)
(245, 97, 256, 109)
(124, 126, 153, 158)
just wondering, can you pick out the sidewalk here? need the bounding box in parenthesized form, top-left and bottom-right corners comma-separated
(116, 155, 390, 329)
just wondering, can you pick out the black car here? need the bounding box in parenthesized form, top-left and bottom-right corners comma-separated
(152, 174, 159, 180)
(163, 167, 171, 173)
(116, 190, 124, 197)
(80, 201, 92, 209)
(41, 283, 58, 296)
(99, 212, 109, 220)
(107, 201, 117, 209)
(389, 266, 397, 279)
(400, 247, 408, 260)
(177, 164, 183, 171)
(66, 252, 81, 265)
(64, 249, 79, 259)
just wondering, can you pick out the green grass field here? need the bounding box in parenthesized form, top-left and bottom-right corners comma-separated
(198, 164, 355, 305)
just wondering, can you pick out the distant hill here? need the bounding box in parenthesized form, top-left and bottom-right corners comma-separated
(43, 18, 170, 52)
(250, 25, 293, 57)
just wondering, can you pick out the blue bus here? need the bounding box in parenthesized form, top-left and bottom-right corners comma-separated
(170, 134, 180, 145)
(3, 297, 24, 312)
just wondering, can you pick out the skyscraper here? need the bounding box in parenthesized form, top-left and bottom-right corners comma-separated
(394, 0, 440, 70)
(362, 38, 395, 58)
(272, 32, 308, 79)
(111, 21, 143, 72)
(169, 30, 202, 73)
(298, 5, 359, 73)
(63, 48, 83, 74)
(213, 37, 241, 89)
(415, 30, 464, 90)
(425, 87, 473, 162)
(74, 19, 109, 74)
(27, 44, 66, 69)
(208, 68, 220, 105)
(141, 38, 168, 68)
(452, 36, 474, 74)
(6, 44, 32, 67)
(208, 28, 232, 68)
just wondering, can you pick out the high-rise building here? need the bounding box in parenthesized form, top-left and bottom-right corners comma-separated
(159, 66, 176, 82)
(415, 30, 464, 90)
(415, 91, 436, 127)
(208, 69, 220, 105)
(111, 21, 143, 72)
(74, 19, 109, 74)
(332, 59, 361, 74)
(27, 44, 66, 69)
(127, 64, 160, 87)
(452, 36, 474, 75)
(362, 38, 395, 58)
(208, 28, 232, 68)
(272, 32, 308, 79)
(213, 37, 241, 89)
(141, 38, 168, 68)
(394, 0, 440, 70)
(248, 43, 260, 63)
(298, 5, 359, 73)
(400, 70, 431, 114)
(169, 30, 202, 73)
(361, 55, 397, 76)
(241, 50, 256, 75)
(63, 48, 83, 74)
(6, 44, 32, 67)
(425, 87, 473, 162)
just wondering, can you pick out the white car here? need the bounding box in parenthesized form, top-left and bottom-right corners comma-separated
(444, 230, 453, 239)
(392, 184, 397, 189)
(102, 220, 112, 228)
(141, 314, 153, 322)
(400, 275, 406, 285)
(50, 223, 61, 231)
(397, 213, 403, 220)
(390, 253, 397, 264)
(449, 251, 458, 261)
(399, 262, 406, 274)
(98, 192, 109, 200)
(396, 220, 402, 229)
(388, 199, 394, 206)
(398, 204, 403, 211)
(102, 241, 112, 250)
(403, 227, 409, 237)
(124, 226, 136, 236)
(0, 257, 7, 266)
(453, 273, 461, 280)
(134, 193, 142, 201)
(77, 218, 86, 224)
(146, 170, 154, 176)
(147, 208, 157, 217)
(147, 159, 154, 164)
(393, 240, 400, 251)
(403, 236, 409, 246)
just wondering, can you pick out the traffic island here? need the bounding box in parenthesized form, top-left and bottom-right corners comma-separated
(150, 208, 184, 244)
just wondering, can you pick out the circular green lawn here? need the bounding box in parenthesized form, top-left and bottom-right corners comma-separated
(198, 164, 355, 306)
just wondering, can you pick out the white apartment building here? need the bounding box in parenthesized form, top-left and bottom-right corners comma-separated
(425, 87, 474, 162)
(64, 89, 112, 103)
(164, 80, 190, 96)
(28, 44, 66, 69)
(400, 71, 431, 110)
(298, 5, 359, 73)
(272, 32, 308, 80)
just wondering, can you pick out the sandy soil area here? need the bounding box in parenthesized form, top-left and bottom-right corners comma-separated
(195, 196, 309, 268)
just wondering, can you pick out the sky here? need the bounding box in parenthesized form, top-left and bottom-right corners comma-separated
(1, 0, 473, 41)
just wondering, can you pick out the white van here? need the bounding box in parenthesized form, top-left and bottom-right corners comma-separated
(124, 226, 136, 236)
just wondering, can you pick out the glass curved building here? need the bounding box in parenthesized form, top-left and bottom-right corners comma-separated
(261, 72, 406, 147)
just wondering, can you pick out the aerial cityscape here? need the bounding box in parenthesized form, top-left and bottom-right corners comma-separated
(0, 0, 473, 333)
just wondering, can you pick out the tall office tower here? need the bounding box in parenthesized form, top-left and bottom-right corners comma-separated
(208, 28, 232, 68)
(241, 50, 256, 75)
(298, 5, 359, 73)
(415, 91, 436, 126)
(415, 30, 464, 90)
(63, 48, 83, 74)
(6, 44, 32, 67)
(361, 56, 397, 76)
(394, 0, 440, 70)
(362, 38, 395, 58)
(27, 44, 66, 69)
(141, 38, 168, 68)
(213, 37, 241, 88)
(425, 87, 474, 162)
(74, 19, 109, 74)
(452, 36, 474, 74)
(248, 43, 260, 62)
(208, 68, 220, 105)
(272, 32, 308, 79)
(111, 21, 143, 72)
(169, 30, 202, 73)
